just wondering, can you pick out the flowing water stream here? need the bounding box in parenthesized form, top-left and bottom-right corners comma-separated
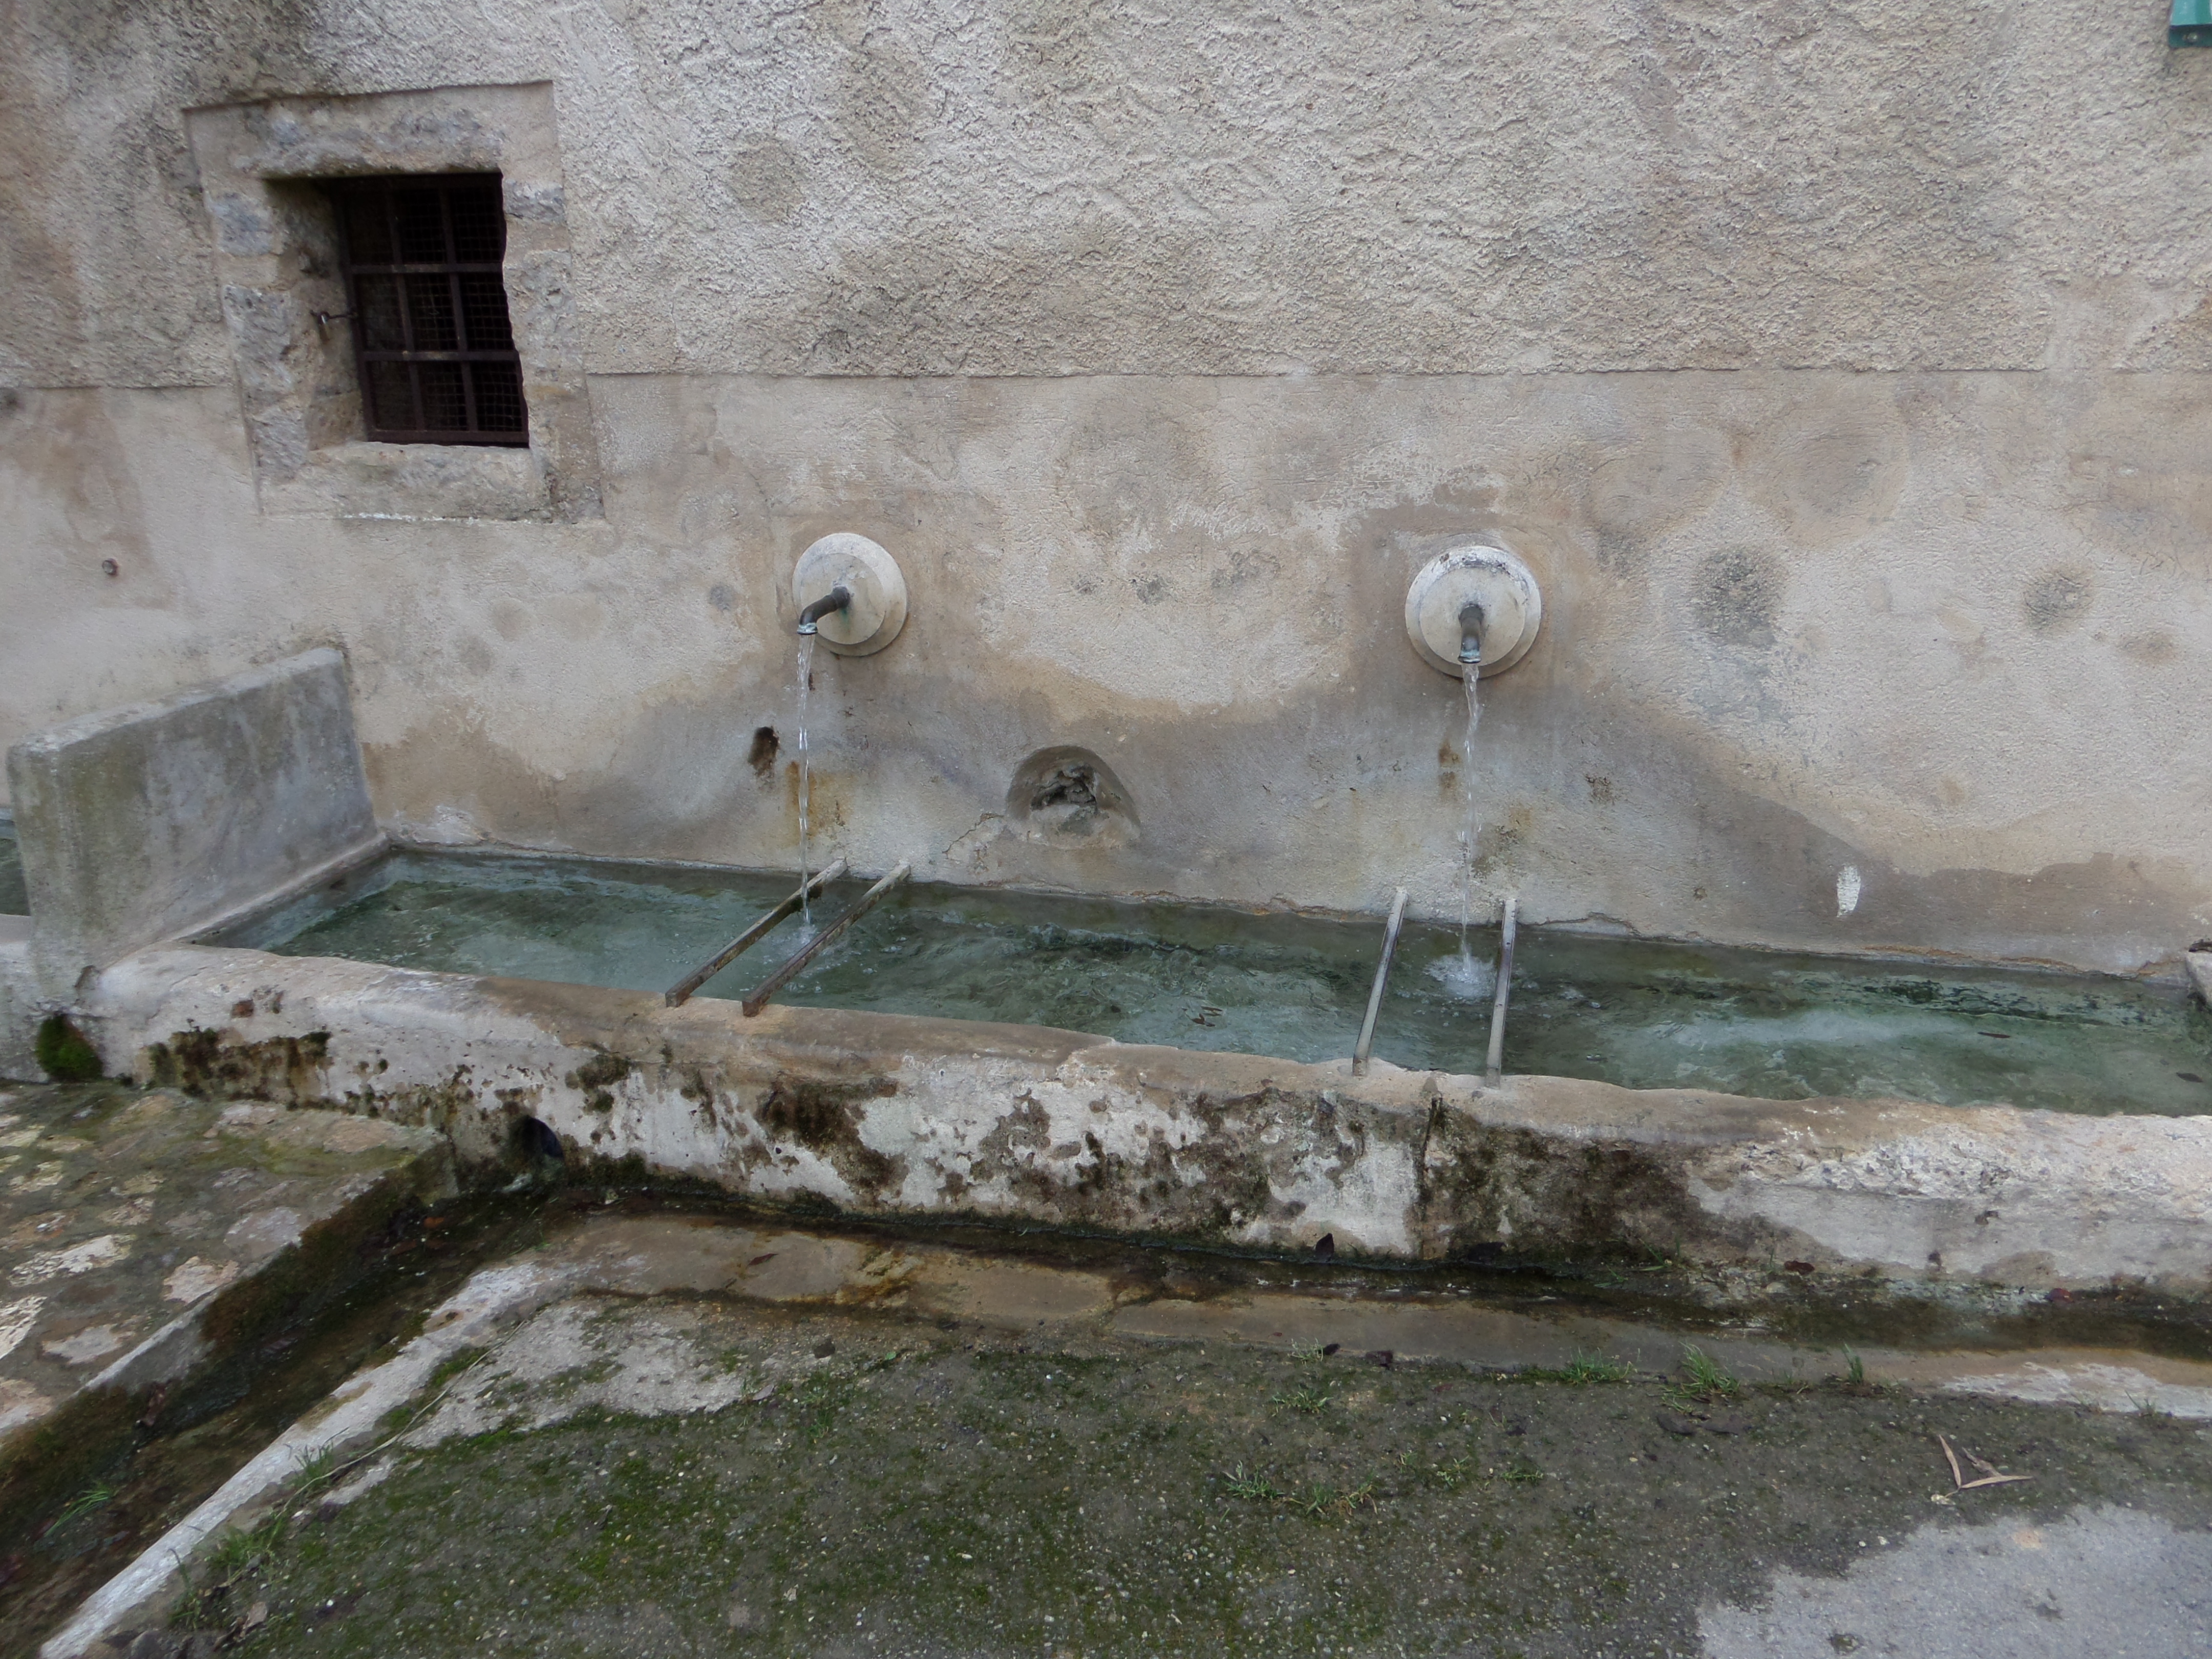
(1433, 666, 1496, 1003)
(1458, 665, 1481, 943)
(794, 633, 817, 931)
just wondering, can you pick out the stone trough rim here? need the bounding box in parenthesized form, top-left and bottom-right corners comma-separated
(58, 940, 2212, 1297)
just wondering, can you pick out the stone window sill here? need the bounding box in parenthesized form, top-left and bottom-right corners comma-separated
(260, 440, 554, 522)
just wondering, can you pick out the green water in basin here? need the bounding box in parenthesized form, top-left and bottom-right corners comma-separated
(0, 820, 26, 916)
(209, 850, 2212, 1116)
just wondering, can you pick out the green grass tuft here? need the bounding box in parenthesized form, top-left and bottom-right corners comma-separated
(53, 1481, 118, 1529)
(1429, 1456, 1475, 1490)
(1664, 1344, 1741, 1407)
(175, 1511, 289, 1629)
(1523, 1354, 1636, 1385)
(1288, 1480, 1376, 1517)
(1222, 1464, 1281, 1501)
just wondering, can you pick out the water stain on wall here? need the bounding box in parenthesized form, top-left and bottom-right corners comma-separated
(2023, 569, 2093, 634)
(1689, 547, 1783, 652)
(747, 727, 780, 779)
(728, 138, 807, 223)
(1584, 427, 1729, 568)
(1741, 395, 1909, 546)
(2118, 629, 2180, 666)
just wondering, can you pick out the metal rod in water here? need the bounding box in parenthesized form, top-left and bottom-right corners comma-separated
(1351, 887, 1409, 1077)
(742, 861, 912, 1018)
(1484, 895, 1518, 1086)
(663, 858, 849, 1008)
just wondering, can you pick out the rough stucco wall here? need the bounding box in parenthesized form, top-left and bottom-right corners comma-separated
(2, 0, 2211, 971)
(13, 0, 2212, 383)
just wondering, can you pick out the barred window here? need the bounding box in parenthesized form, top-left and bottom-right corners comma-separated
(329, 175, 528, 445)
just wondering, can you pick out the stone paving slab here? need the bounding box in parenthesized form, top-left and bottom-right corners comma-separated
(0, 1084, 452, 1526)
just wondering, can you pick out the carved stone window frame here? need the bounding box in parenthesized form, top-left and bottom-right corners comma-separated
(185, 83, 602, 523)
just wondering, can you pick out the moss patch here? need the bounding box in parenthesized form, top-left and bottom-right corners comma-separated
(146, 1026, 330, 1101)
(565, 1052, 632, 1115)
(34, 1014, 101, 1081)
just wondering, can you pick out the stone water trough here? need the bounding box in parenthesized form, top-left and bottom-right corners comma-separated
(6, 650, 2212, 1298)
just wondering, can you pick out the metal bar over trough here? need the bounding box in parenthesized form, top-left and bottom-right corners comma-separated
(1351, 886, 1408, 1077)
(741, 861, 911, 1017)
(664, 858, 848, 1007)
(1485, 894, 1518, 1086)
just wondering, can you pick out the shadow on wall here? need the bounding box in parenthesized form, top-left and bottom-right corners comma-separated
(1006, 747, 1139, 849)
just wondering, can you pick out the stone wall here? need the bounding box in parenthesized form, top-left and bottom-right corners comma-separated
(4, 0, 2210, 970)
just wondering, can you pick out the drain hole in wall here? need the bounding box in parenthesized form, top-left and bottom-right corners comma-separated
(748, 727, 780, 778)
(1007, 747, 1138, 849)
(515, 1116, 564, 1164)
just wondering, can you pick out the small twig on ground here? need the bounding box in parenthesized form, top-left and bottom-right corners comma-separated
(1935, 1433, 2031, 1492)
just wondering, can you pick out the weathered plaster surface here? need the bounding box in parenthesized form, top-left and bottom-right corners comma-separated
(3, 2, 2211, 967)
(74, 946, 2212, 1291)
(4, 373, 2209, 967)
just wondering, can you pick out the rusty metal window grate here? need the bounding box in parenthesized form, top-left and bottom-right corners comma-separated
(329, 175, 528, 446)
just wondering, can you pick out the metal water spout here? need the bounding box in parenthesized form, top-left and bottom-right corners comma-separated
(1404, 544, 1542, 678)
(1458, 601, 1485, 670)
(789, 535, 908, 655)
(795, 585, 852, 636)
(1408, 545, 1540, 1087)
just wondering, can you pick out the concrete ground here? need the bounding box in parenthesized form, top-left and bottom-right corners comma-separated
(76, 1213, 2212, 1659)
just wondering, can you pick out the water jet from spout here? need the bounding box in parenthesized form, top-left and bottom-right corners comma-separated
(795, 632, 817, 929)
(1457, 661, 1482, 955)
